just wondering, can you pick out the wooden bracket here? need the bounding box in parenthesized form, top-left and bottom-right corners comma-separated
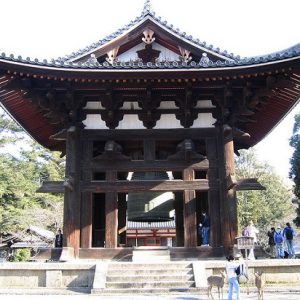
(63, 176, 74, 191)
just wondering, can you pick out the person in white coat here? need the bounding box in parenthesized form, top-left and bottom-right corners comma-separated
(225, 255, 241, 300)
(243, 220, 259, 260)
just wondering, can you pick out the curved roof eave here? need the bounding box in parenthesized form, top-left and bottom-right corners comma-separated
(0, 54, 300, 79)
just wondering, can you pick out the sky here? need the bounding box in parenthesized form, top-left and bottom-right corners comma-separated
(0, 0, 300, 178)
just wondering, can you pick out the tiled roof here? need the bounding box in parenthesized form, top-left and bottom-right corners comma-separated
(0, 0, 299, 70)
(1, 44, 299, 70)
(55, 0, 238, 64)
(127, 220, 175, 229)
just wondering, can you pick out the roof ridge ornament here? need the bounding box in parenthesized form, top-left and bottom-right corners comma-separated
(142, 0, 153, 16)
(142, 29, 155, 44)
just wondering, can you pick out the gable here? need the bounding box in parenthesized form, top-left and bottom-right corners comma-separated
(67, 16, 236, 66)
(118, 42, 179, 62)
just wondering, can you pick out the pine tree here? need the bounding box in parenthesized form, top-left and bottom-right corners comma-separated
(0, 109, 64, 235)
(235, 149, 294, 239)
(289, 113, 300, 226)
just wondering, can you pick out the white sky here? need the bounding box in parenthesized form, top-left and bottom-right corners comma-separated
(1, 0, 300, 178)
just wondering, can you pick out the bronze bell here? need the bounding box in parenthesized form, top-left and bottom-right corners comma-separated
(127, 172, 174, 222)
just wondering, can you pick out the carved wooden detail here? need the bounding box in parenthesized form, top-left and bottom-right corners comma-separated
(174, 85, 198, 128)
(142, 29, 155, 44)
(29, 88, 86, 129)
(137, 44, 161, 63)
(100, 88, 124, 128)
(178, 46, 192, 63)
(106, 47, 119, 65)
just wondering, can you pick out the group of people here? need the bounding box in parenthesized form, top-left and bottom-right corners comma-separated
(241, 220, 297, 260)
(268, 222, 296, 259)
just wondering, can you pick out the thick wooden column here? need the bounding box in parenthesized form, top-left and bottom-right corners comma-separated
(174, 192, 184, 247)
(206, 137, 222, 247)
(105, 171, 118, 248)
(81, 139, 93, 249)
(224, 135, 238, 244)
(219, 130, 238, 252)
(118, 193, 127, 245)
(183, 168, 197, 247)
(63, 126, 82, 258)
(81, 192, 93, 248)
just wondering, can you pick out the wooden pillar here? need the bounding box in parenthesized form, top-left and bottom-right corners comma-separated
(62, 126, 82, 258)
(206, 137, 222, 247)
(105, 171, 118, 248)
(183, 168, 197, 247)
(81, 138, 93, 249)
(223, 135, 238, 245)
(219, 128, 238, 252)
(118, 193, 127, 245)
(174, 192, 184, 247)
(81, 192, 93, 248)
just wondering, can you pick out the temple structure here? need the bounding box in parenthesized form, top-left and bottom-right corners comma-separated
(1, 1, 300, 259)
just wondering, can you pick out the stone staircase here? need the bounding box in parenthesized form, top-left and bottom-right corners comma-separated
(132, 246, 170, 262)
(92, 261, 207, 295)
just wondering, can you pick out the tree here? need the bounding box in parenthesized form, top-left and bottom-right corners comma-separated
(235, 149, 294, 242)
(0, 109, 64, 235)
(289, 112, 300, 226)
(0, 110, 23, 146)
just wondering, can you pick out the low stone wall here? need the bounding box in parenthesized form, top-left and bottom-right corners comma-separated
(0, 259, 299, 290)
(0, 262, 95, 289)
(203, 259, 300, 285)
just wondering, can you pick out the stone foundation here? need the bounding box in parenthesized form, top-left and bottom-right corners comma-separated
(0, 259, 299, 291)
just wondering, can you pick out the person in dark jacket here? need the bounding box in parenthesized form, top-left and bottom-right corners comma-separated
(283, 222, 296, 258)
(267, 227, 276, 258)
(55, 229, 63, 248)
(200, 212, 210, 246)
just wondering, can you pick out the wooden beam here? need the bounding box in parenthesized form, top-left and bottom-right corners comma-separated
(236, 178, 265, 191)
(81, 179, 218, 193)
(84, 128, 216, 140)
(38, 177, 219, 194)
(85, 158, 213, 172)
(37, 181, 64, 193)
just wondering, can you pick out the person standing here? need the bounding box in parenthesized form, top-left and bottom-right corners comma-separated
(200, 212, 210, 246)
(243, 220, 259, 260)
(55, 229, 63, 248)
(267, 227, 276, 258)
(283, 222, 296, 258)
(225, 255, 240, 300)
(274, 226, 284, 258)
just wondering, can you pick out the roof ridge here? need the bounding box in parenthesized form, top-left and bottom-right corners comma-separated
(2, 50, 300, 70)
(141, 0, 153, 16)
(56, 2, 239, 64)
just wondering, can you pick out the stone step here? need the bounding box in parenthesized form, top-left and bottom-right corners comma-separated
(133, 246, 169, 250)
(106, 280, 195, 289)
(106, 274, 194, 282)
(107, 268, 193, 276)
(92, 261, 197, 295)
(132, 249, 171, 262)
(107, 262, 192, 269)
(133, 250, 170, 255)
(132, 256, 171, 262)
(92, 287, 207, 295)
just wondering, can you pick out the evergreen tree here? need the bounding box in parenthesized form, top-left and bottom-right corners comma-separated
(0, 109, 64, 235)
(289, 112, 300, 226)
(235, 149, 294, 240)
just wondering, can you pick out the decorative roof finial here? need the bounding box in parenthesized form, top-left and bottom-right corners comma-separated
(142, 0, 153, 15)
